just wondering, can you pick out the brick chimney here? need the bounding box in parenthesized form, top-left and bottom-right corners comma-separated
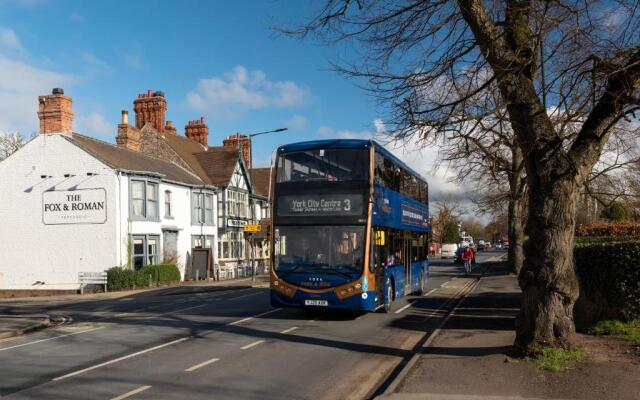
(164, 120, 177, 135)
(38, 88, 73, 136)
(223, 132, 251, 168)
(133, 90, 166, 133)
(116, 110, 141, 151)
(185, 117, 209, 147)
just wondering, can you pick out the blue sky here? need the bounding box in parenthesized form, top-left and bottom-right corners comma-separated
(0, 0, 460, 199)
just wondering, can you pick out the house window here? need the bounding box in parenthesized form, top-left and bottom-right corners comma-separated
(192, 235, 214, 249)
(239, 192, 247, 218)
(191, 191, 214, 226)
(130, 180, 159, 220)
(205, 193, 213, 224)
(165, 190, 172, 218)
(131, 235, 160, 270)
(131, 181, 145, 218)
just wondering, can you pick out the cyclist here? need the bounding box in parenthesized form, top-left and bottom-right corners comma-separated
(461, 246, 474, 273)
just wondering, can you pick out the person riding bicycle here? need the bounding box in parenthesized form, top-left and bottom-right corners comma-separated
(461, 246, 474, 273)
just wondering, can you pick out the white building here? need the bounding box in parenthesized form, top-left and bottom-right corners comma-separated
(0, 88, 259, 291)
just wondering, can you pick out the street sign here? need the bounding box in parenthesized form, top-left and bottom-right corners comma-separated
(243, 224, 261, 233)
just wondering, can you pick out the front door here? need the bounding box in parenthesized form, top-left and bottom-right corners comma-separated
(163, 230, 178, 264)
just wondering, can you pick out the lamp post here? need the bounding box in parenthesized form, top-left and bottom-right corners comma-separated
(241, 127, 287, 280)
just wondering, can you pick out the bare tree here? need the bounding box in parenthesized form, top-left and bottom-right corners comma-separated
(283, 0, 640, 354)
(0, 132, 32, 161)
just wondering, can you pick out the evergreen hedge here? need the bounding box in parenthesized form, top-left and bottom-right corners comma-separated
(107, 264, 181, 291)
(574, 238, 640, 322)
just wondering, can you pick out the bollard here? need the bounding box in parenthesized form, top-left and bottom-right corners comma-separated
(149, 274, 152, 287)
(196, 269, 199, 281)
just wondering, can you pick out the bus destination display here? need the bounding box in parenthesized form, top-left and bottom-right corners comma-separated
(277, 194, 363, 217)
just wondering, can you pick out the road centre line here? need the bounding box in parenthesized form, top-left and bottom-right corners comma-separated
(227, 308, 282, 326)
(241, 340, 265, 350)
(227, 291, 263, 301)
(185, 357, 220, 372)
(52, 336, 190, 381)
(110, 385, 152, 400)
(394, 303, 412, 314)
(280, 326, 298, 334)
(0, 327, 104, 352)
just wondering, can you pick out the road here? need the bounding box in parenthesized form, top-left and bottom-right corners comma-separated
(0, 250, 505, 400)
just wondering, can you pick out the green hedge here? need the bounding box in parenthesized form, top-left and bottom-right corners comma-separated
(107, 264, 181, 291)
(574, 239, 640, 323)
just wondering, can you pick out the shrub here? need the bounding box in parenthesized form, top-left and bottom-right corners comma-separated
(139, 264, 181, 285)
(107, 267, 137, 291)
(604, 203, 630, 222)
(574, 240, 640, 322)
(107, 264, 181, 291)
(575, 222, 640, 238)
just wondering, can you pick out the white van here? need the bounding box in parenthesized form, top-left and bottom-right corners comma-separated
(441, 243, 458, 258)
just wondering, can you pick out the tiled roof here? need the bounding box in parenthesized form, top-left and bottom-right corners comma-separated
(160, 134, 213, 184)
(193, 147, 240, 186)
(250, 167, 271, 197)
(68, 134, 204, 186)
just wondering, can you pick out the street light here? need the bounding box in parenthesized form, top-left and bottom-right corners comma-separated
(246, 127, 288, 170)
(234, 127, 287, 281)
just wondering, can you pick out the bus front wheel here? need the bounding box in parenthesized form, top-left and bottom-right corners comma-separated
(382, 280, 394, 313)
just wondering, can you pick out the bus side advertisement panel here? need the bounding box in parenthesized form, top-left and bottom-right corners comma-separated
(372, 184, 429, 232)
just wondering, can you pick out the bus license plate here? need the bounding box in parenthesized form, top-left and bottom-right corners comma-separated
(305, 300, 328, 306)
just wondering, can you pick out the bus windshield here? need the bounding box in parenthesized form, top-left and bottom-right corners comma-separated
(274, 225, 365, 279)
(276, 149, 368, 183)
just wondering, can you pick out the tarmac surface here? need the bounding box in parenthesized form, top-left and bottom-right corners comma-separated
(0, 252, 503, 399)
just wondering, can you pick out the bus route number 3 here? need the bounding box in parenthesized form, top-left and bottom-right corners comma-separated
(344, 199, 351, 211)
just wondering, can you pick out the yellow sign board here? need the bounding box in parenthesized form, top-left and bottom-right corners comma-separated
(374, 230, 385, 246)
(243, 224, 262, 233)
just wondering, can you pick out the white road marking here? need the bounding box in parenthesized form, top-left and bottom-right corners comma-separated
(241, 340, 265, 350)
(111, 385, 152, 400)
(52, 337, 190, 381)
(424, 289, 437, 296)
(148, 304, 207, 319)
(280, 326, 298, 334)
(441, 282, 449, 287)
(228, 292, 262, 301)
(0, 327, 104, 352)
(227, 308, 282, 326)
(394, 303, 412, 314)
(185, 357, 220, 372)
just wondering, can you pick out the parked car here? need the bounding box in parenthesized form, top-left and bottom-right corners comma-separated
(455, 246, 476, 264)
(477, 239, 486, 251)
(494, 242, 502, 249)
(502, 240, 510, 250)
(441, 243, 458, 258)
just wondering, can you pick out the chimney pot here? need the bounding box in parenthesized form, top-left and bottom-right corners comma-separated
(38, 89, 73, 136)
(121, 110, 128, 125)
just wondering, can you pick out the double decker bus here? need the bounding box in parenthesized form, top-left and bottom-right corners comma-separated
(269, 139, 430, 312)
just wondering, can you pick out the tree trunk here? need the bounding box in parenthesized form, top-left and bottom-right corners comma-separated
(508, 145, 525, 274)
(507, 198, 525, 274)
(515, 177, 580, 354)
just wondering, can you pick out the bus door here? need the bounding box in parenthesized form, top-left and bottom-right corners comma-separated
(373, 229, 386, 306)
(404, 233, 412, 294)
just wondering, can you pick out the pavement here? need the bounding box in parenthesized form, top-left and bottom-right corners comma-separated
(0, 251, 508, 399)
(379, 257, 640, 400)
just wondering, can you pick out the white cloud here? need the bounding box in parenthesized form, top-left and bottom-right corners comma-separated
(187, 66, 310, 118)
(287, 114, 308, 130)
(0, 27, 23, 52)
(81, 52, 112, 76)
(0, 57, 77, 134)
(373, 118, 386, 135)
(76, 112, 113, 139)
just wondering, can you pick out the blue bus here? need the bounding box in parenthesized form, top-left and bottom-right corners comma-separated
(269, 139, 430, 312)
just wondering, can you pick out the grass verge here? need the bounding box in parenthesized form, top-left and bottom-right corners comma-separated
(588, 320, 640, 343)
(533, 347, 586, 372)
